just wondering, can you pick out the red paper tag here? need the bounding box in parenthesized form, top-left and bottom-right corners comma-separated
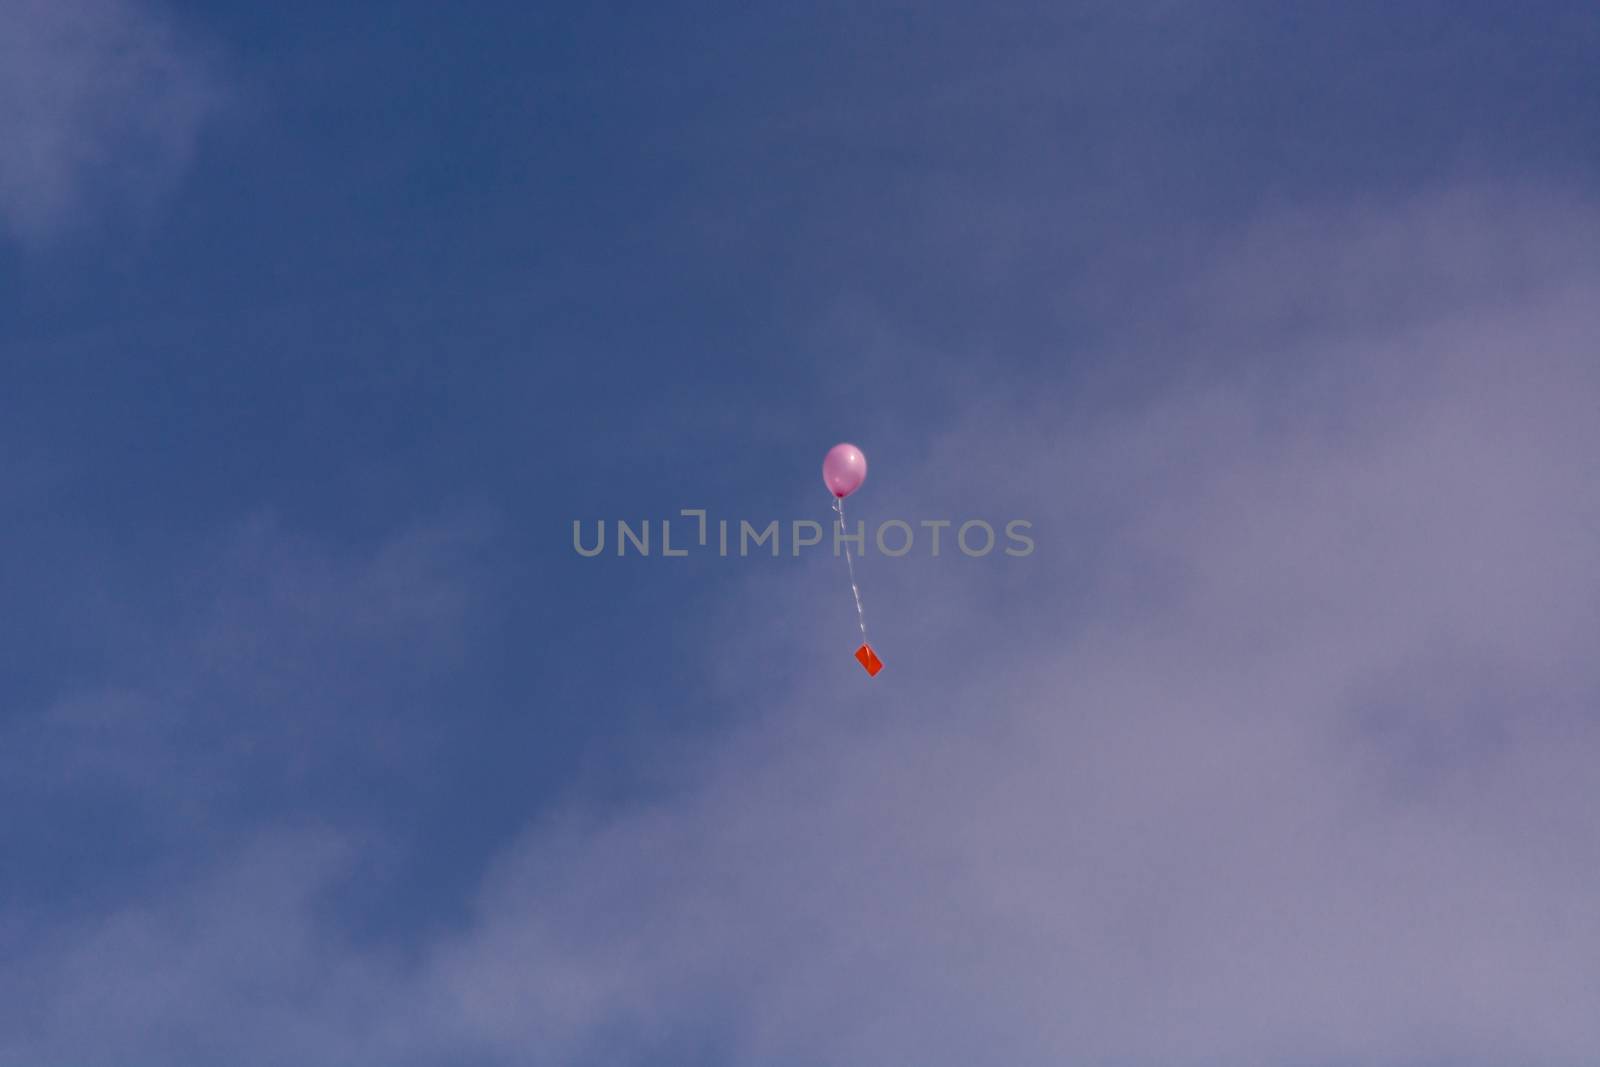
(854, 643, 884, 677)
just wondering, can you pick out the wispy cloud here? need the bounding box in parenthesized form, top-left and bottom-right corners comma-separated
(0, 0, 221, 245)
(0, 507, 496, 878)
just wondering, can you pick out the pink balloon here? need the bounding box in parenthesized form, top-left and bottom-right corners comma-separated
(822, 443, 868, 498)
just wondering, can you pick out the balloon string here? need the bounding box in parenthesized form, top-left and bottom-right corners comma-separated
(833, 495, 867, 645)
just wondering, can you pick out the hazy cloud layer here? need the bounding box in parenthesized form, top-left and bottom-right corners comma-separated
(0, 0, 220, 244)
(417, 189, 1600, 1067)
(3, 186, 1597, 1065)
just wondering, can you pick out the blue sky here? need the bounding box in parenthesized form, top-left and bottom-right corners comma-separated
(4, 2, 1600, 1064)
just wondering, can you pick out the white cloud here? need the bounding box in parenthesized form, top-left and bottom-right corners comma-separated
(0, 0, 221, 245)
(419, 187, 1600, 1066)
